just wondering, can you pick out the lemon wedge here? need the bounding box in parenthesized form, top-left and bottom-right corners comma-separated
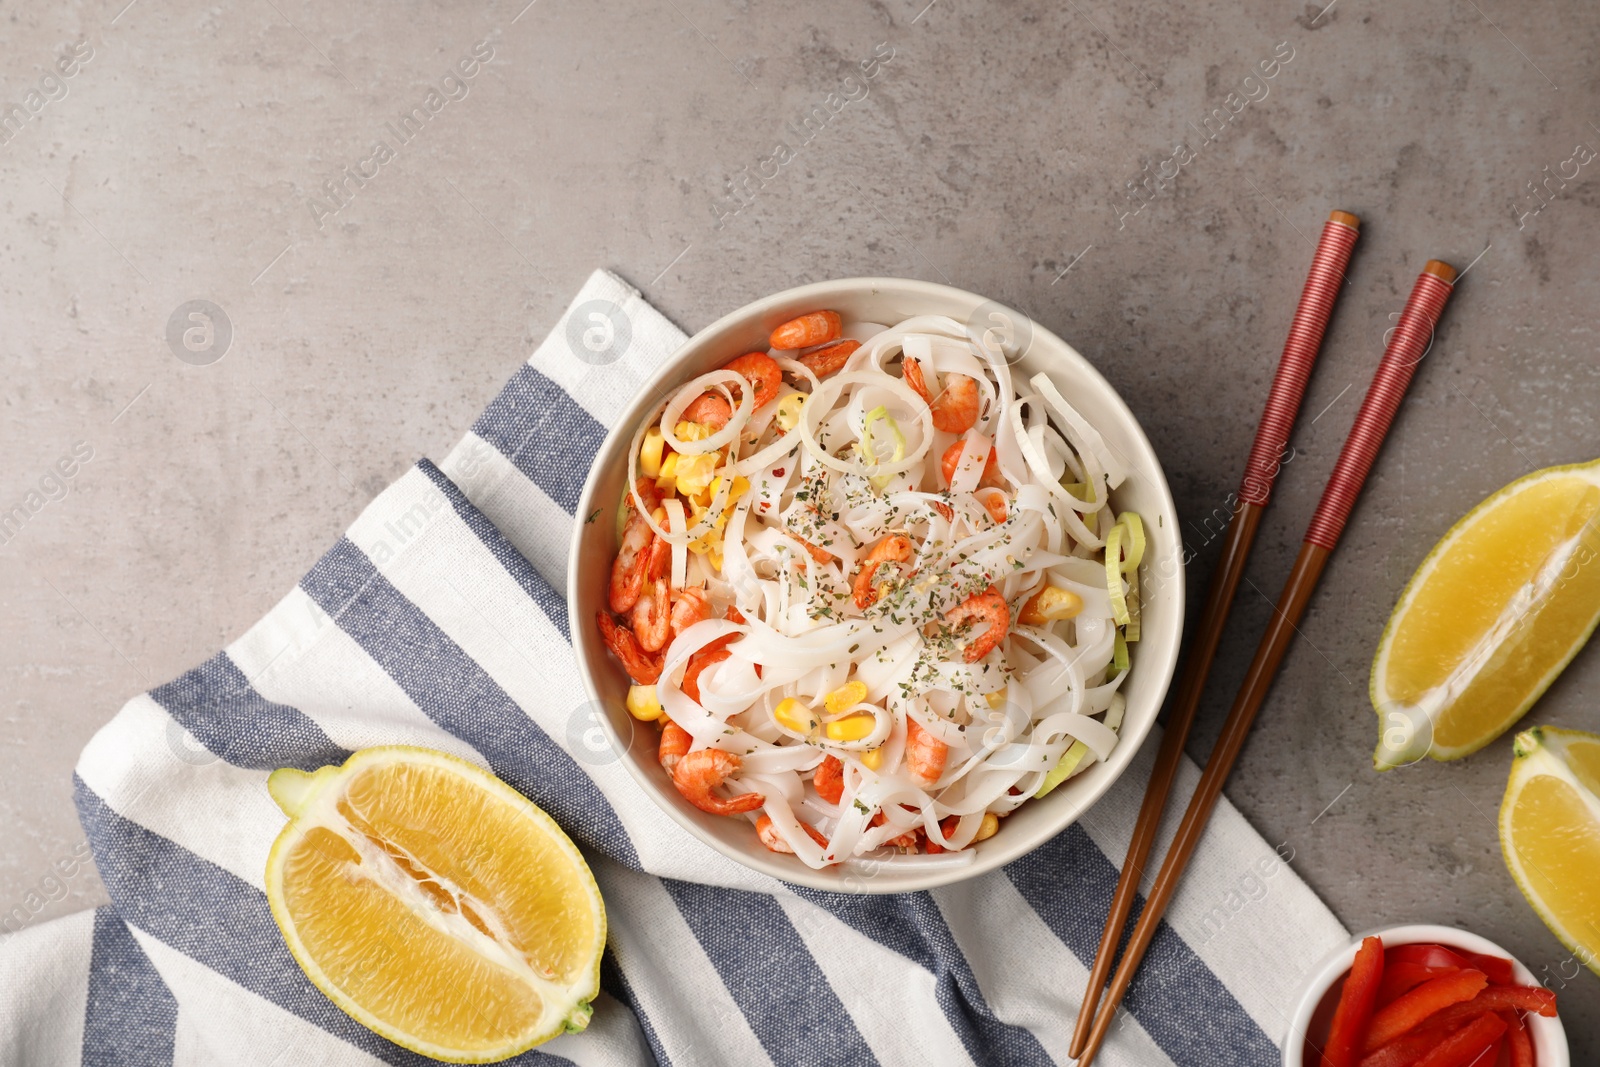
(265, 747, 605, 1063)
(1370, 459, 1600, 768)
(1500, 726, 1600, 978)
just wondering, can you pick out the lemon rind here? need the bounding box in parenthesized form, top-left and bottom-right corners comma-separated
(1371, 459, 1600, 770)
(1498, 726, 1600, 979)
(264, 746, 606, 1063)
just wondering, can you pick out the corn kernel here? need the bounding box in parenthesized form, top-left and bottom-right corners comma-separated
(975, 812, 1000, 842)
(626, 684, 663, 721)
(984, 687, 1008, 710)
(656, 452, 680, 491)
(824, 680, 868, 714)
(775, 392, 806, 431)
(687, 528, 721, 559)
(674, 453, 719, 498)
(774, 697, 817, 735)
(705, 477, 725, 515)
(640, 428, 666, 479)
(690, 477, 749, 536)
(675, 420, 716, 442)
(860, 747, 883, 770)
(1019, 586, 1083, 625)
(825, 712, 876, 742)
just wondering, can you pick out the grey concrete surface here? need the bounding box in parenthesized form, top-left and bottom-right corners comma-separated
(2, 0, 1597, 1056)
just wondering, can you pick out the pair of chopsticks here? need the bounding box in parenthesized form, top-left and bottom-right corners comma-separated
(1070, 211, 1459, 1066)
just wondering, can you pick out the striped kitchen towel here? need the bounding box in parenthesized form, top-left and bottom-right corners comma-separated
(0, 270, 1347, 1066)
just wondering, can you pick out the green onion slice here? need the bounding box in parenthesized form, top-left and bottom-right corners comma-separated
(860, 406, 906, 490)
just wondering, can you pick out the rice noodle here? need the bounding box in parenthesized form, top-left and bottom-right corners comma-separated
(600, 316, 1145, 869)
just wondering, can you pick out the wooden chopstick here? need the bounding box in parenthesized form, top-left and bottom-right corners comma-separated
(1074, 260, 1458, 1067)
(1068, 209, 1362, 1059)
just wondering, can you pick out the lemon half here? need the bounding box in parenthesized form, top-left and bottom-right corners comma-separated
(1371, 459, 1600, 768)
(265, 747, 605, 1063)
(1500, 726, 1600, 977)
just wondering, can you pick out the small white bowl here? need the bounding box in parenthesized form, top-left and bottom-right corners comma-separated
(1284, 923, 1570, 1067)
(568, 278, 1184, 893)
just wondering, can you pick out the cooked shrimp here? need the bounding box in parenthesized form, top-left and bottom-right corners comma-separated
(870, 810, 920, 849)
(634, 477, 665, 513)
(796, 339, 859, 379)
(682, 634, 737, 704)
(923, 814, 962, 854)
(852, 534, 914, 609)
(672, 749, 765, 816)
(755, 813, 786, 852)
(669, 586, 713, 638)
(793, 536, 835, 566)
(977, 488, 1008, 524)
(610, 479, 665, 613)
(631, 578, 672, 652)
(944, 584, 1010, 663)
(722, 352, 783, 410)
(770, 310, 841, 350)
(901, 355, 930, 400)
(940, 439, 1004, 490)
(659, 720, 691, 773)
(930, 376, 980, 434)
(756, 813, 830, 854)
(903, 357, 981, 434)
(596, 611, 663, 684)
(813, 755, 844, 804)
(646, 534, 671, 581)
(683, 350, 777, 425)
(683, 392, 732, 429)
(905, 716, 949, 789)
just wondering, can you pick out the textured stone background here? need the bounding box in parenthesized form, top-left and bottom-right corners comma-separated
(2, 0, 1596, 1055)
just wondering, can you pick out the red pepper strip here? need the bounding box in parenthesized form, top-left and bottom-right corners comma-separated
(1383, 943, 1512, 985)
(1322, 937, 1387, 1067)
(1356, 1018, 1464, 1067)
(1421, 985, 1559, 1029)
(1363, 970, 1489, 1051)
(1499, 1010, 1533, 1067)
(1412, 1012, 1507, 1067)
(1377, 961, 1461, 1006)
(1388, 944, 1472, 970)
(1460, 952, 1516, 986)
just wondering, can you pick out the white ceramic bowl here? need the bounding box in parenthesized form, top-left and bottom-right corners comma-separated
(1284, 923, 1570, 1067)
(568, 278, 1184, 893)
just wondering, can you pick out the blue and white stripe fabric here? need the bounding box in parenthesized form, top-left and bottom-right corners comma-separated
(0, 270, 1347, 1066)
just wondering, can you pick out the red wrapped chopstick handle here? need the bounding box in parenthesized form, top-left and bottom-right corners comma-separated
(1238, 211, 1362, 506)
(1304, 260, 1457, 550)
